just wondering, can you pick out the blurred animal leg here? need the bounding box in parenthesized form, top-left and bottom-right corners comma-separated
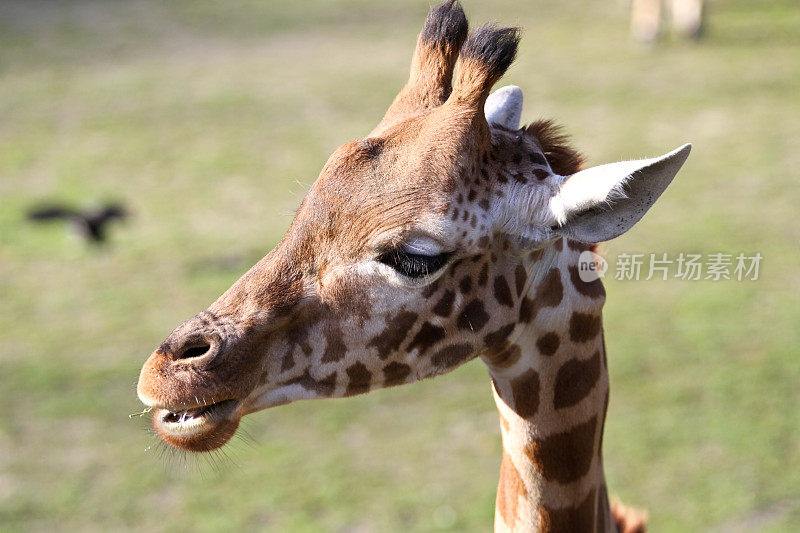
(670, 0, 704, 40)
(631, 0, 664, 43)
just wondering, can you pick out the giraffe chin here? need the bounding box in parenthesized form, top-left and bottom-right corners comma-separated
(151, 399, 241, 452)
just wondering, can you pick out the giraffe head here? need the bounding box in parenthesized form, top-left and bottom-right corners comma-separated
(136, 0, 690, 452)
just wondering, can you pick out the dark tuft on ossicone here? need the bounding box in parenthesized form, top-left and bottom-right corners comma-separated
(421, 0, 469, 51)
(460, 24, 521, 80)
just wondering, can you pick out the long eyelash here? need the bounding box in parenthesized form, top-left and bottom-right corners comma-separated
(378, 249, 452, 278)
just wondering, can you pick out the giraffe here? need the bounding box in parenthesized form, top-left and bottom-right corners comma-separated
(136, 2, 690, 530)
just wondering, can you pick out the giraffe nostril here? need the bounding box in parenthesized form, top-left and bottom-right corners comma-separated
(176, 343, 212, 360)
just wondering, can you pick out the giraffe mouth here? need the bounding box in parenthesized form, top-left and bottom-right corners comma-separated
(151, 399, 241, 452)
(161, 400, 234, 424)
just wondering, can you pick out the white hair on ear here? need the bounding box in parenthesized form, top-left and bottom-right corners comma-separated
(484, 85, 523, 130)
(491, 176, 561, 247)
(549, 170, 633, 226)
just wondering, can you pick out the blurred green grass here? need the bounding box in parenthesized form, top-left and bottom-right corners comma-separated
(1, 0, 799, 531)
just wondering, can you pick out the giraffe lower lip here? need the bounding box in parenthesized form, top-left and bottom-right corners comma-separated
(152, 399, 242, 452)
(159, 399, 239, 427)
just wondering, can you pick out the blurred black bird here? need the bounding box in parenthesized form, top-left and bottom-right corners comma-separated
(27, 203, 128, 244)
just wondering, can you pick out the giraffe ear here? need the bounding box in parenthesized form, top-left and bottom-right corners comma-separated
(550, 143, 692, 243)
(485, 85, 523, 129)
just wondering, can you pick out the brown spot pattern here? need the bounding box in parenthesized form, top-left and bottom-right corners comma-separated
(533, 168, 550, 180)
(517, 299, 532, 323)
(553, 351, 602, 409)
(459, 276, 472, 294)
(431, 343, 474, 367)
(536, 332, 560, 356)
(421, 279, 440, 298)
(510, 368, 540, 418)
(432, 290, 455, 317)
(539, 487, 597, 533)
(285, 369, 337, 396)
(368, 311, 418, 357)
(519, 268, 563, 323)
(457, 300, 489, 331)
(569, 312, 601, 343)
(407, 322, 446, 354)
(280, 326, 312, 371)
(525, 415, 597, 484)
(345, 362, 371, 396)
(568, 266, 605, 299)
(383, 361, 411, 386)
(321, 324, 347, 363)
(493, 275, 514, 308)
(484, 323, 515, 349)
(484, 342, 522, 368)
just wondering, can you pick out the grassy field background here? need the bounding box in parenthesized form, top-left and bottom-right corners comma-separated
(1, 0, 799, 531)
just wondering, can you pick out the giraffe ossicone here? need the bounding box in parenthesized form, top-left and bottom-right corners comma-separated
(485, 85, 523, 129)
(137, 1, 689, 530)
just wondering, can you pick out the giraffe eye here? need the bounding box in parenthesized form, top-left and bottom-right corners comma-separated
(377, 248, 453, 279)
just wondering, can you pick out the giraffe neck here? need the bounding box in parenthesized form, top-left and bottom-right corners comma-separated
(483, 241, 615, 532)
